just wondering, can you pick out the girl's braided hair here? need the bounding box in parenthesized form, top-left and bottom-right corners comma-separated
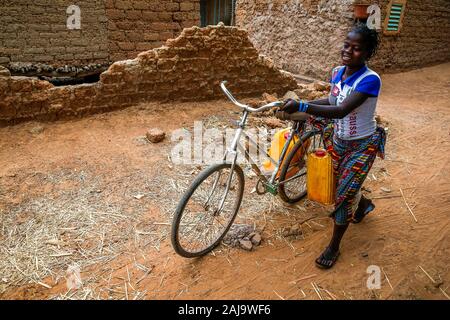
(351, 22, 380, 60)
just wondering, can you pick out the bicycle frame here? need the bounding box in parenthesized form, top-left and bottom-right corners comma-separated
(205, 110, 304, 214)
(204, 81, 318, 214)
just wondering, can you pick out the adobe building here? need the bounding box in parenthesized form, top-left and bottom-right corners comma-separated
(0, 0, 449, 80)
(236, 0, 450, 79)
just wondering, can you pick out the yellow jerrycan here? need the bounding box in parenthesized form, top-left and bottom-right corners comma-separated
(307, 149, 335, 205)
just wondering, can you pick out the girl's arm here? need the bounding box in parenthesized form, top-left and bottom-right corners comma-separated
(307, 98, 331, 106)
(306, 92, 369, 119)
(283, 92, 369, 119)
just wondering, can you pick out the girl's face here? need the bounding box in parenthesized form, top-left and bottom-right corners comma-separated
(341, 31, 369, 67)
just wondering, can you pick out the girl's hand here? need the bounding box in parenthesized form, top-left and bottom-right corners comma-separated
(281, 99, 299, 114)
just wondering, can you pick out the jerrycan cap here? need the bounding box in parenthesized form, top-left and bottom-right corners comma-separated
(315, 149, 327, 157)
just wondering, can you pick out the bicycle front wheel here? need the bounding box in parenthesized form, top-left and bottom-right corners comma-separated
(278, 130, 323, 203)
(171, 163, 245, 258)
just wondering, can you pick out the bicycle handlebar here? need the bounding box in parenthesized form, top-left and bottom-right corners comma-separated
(220, 81, 284, 113)
(274, 111, 311, 121)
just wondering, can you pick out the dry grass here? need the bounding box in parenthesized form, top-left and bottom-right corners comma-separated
(0, 113, 323, 300)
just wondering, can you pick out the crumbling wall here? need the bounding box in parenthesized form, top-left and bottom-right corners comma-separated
(0, 24, 297, 126)
(369, 0, 450, 73)
(235, 0, 355, 80)
(106, 0, 201, 61)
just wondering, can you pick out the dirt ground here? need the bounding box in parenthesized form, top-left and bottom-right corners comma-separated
(1, 63, 449, 300)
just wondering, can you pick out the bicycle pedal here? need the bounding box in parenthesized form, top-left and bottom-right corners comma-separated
(265, 184, 278, 195)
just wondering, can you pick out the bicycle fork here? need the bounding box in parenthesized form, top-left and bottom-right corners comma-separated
(204, 112, 248, 215)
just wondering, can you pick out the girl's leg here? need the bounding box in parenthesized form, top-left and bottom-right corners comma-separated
(315, 204, 349, 269)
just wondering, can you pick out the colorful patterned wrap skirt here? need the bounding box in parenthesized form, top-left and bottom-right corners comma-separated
(316, 121, 386, 224)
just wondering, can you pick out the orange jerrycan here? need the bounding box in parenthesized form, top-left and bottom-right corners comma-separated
(262, 129, 297, 177)
(262, 129, 311, 178)
(307, 149, 335, 205)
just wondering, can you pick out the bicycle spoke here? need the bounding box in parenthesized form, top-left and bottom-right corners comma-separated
(176, 166, 242, 254)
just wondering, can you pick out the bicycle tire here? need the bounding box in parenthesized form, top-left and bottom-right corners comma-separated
(278, 130, 322, 203)
(171, 163, 245, 258)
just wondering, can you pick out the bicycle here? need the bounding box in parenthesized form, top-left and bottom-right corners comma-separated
(171, 81, 324, 258)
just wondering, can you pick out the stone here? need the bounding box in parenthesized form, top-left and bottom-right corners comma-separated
(313, 80, 330, 92)
(290, 224, 301, 235)
(283, 224, 302, 237)
(29, 125, 44, 134)
(282, 91, 299, 101)
(375, 114, 388, 126)
(380, 187, 391, 193)
(250, 233, 262, 246)
(294, 88, 316, 100)
(263, 117, 284, 128)
(0, 66, 11, 77)
(262, 92, 278, 103)
(146, 128, 166, 143)
(239, 239, 253, 251)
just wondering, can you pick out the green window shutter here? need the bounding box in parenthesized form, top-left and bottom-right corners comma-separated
(384, 0, 407, 35)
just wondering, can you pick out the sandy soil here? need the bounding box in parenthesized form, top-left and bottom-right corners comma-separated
(1, 63, 449, 300)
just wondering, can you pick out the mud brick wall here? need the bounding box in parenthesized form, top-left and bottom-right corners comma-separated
(0, 0, 109, 67)
(368, 0, 450, 73)
(0, 24, 297, 125)
(236, 0, 355, 80)
(107, 0, 201, 61)
(236, 0, 450, 80)
(0, 0, 201, 70)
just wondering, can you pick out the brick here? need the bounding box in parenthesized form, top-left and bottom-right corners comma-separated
(117, 42, 135, 51)
(115, 0, 132, 10)
(180, 3, 194, 12)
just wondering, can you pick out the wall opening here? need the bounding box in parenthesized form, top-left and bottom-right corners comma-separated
(38, 72, 101, 86)
(200, 0, 236, 27)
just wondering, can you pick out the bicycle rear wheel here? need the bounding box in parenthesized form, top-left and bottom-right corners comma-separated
(171, 163, 245, 258)
(278, 130, 323, 203)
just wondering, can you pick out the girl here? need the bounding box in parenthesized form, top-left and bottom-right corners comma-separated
(279, 23, 386, 269)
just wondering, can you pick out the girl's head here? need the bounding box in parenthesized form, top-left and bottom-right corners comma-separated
(341, 23, 380, 67)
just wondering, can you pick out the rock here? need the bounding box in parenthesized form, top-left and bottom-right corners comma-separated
(263, 117, 284, 128)
(146, 128, 166, 143)
(282, 91, 299, 101)
(29, 125, 45, 134)
(283, 224, 302, 237)
(250, 233, 262, 246)
(294, 88, 316, 100)
(0, 66, 11, 77)
(222, 224, 254, 247)
(313, 80, 330, 92)
(311, 90, 327, 100)
(290, 224, 301, 235)
(262, 92, 278, 103)
(361, 252, 369, 258)
(239, 239, 253, 251)
(375, 114, 389, 126)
